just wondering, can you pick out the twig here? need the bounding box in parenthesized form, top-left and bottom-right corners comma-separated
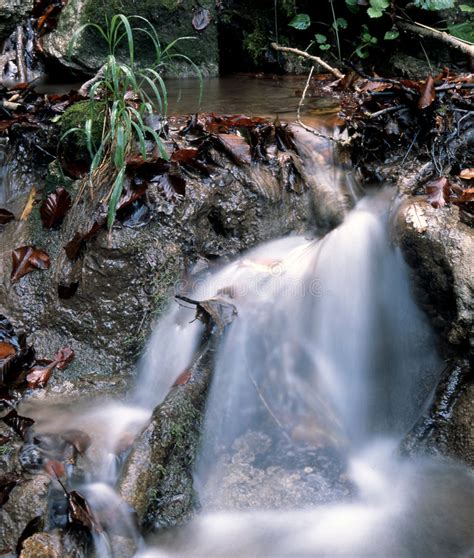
(296, 66, 348, 145)
(396, 18, 474, 59)
(15, 26, 27, 83)
(271, 42, 344, 79)
(367, 104, 404, 119)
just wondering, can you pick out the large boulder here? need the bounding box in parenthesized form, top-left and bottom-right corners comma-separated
(0, 0, 33, 41)
(42, 0, 219, 76)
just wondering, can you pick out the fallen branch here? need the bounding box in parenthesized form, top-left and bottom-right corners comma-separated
(296, 65, 348, 145)
(271, 42, 344, 79)
(15, 26, 27, 83)
(396, 19, 474, 59)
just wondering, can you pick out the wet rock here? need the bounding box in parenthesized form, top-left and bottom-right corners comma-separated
(395, 198, 474, 466)
(19, 532, 61, 558)
(118, 340, 216, 529)
(395, 198, 473, 350)
(42, 0, 219, 76)
(0, 0, 33, 41)
(0, 474, 50, 553)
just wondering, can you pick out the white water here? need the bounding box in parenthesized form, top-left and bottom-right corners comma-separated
(133, 189, 474, 557)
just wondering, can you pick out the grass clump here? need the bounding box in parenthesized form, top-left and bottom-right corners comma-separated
(64, 14, 201, 228)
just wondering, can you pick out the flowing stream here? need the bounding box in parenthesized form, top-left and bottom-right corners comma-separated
(19, 123, 474, 558)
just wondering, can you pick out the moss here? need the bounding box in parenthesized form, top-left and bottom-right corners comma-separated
(60, 100, 105, 151)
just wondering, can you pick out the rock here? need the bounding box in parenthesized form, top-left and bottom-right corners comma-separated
(42, 0, 219, 76)
(20, 532, 62, 558)
(0, 0, 33, 41)
(395, 198, 473, 349)
(0, 117, 312, 395)
(0, 474, 50, 553)
(118, 339, 215, 529)
(395, 197, 474, 466)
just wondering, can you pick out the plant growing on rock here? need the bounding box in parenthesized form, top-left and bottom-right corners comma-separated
(64, 14, 201, 228)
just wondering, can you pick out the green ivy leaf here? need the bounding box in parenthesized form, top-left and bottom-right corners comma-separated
(355, 46, 369, 58)
(384, 29, 400, 40)
(332, 17, 348, 30)
(370, 0, 390, 8)
(320, 43, 331, 50)
(367, 7, 384, 17)
(315, 33, 328, 44)
(289, 13, 311, 30)
(413, 0, 455, 9)
(459, 3, 474, 11)
(345, 0, 359, 13)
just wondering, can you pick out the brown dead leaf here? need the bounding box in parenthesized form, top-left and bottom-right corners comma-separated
(173, 368, 192, 386)
(418, 75, 436, 109)
(11, 246, 51, 283)
(26, 361, 56, 389)
(68, 490, 102, 533)
(459, 168, 474, 180)
(457, 188, 474, 203)
(61, 429, 91, 455)
(40, 187, 72, 229)
(54, 346, 75, 370)
(44, 459, 65, 478)
(216, 134, 252, 165)
(0, 342, 16, 360)
(20, 187, 37, 221)
(2, 409, 34, 439)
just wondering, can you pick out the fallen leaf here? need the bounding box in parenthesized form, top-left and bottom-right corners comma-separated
(459, 168, 474, 180)
(457, 187, 474, 203)
(171, 148, 199, 164)
(26, 361, 56, 388)
(406, 203, 428, 233)
(2, 409, 34, 439)
(0, 209, 15, 224)
(0, 474, 20, 507)
(418, 75, 436, 109)
(61, 429, 91, 455)
(192, 7, 211, 31)
(155, 173, 186, 199)
(176, 295, 238, 333)
(0, 342, 16, 359)
(19, 187, 37, 221)
(173, 368, 192, 386)
(11, 246, 51, 283)
(68, 490, 102, 533)
(40, 187, 72, 229)
(44, 459, 65, 478)
(216, 134, 252, 165)
(425, 176, 450, 208)
(54, 347, 75, 370)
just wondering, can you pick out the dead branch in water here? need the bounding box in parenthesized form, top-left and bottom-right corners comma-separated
(396, 19, 474, 59)
(271, 42, 344, 79)
(296, 66, 349, 145)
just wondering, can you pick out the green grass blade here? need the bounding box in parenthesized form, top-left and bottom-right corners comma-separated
(107, 167, 126, 229)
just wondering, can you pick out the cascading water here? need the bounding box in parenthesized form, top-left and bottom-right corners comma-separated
(135, 188, 474, 557)
(19, 126, 474, 558)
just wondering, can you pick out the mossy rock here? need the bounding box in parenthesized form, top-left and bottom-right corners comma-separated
(0, 0, 34, 40)
(42, 0, 219, 76)
(58, 100, 106, 169)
